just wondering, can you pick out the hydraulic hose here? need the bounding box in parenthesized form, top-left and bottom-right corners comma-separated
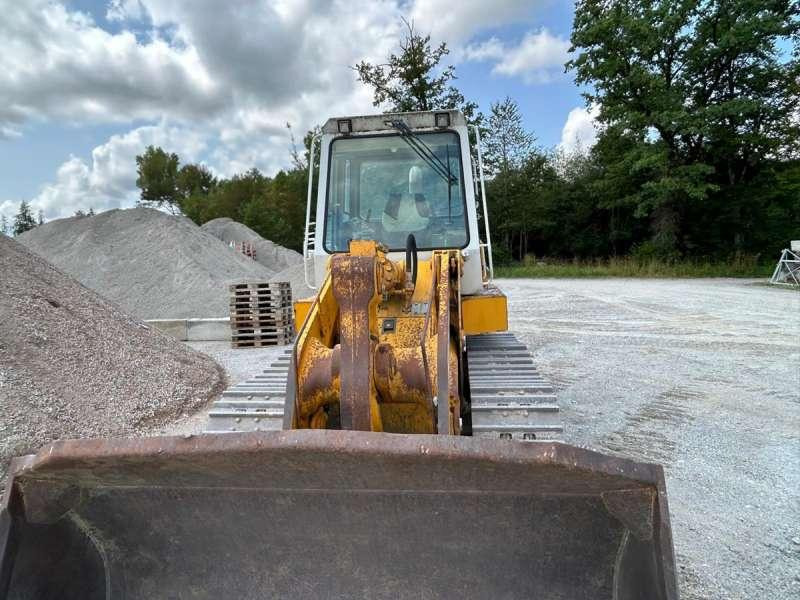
(405, 233, 418, 289)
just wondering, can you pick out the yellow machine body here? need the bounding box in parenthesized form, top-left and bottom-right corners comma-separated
(289, 240, 478, 436)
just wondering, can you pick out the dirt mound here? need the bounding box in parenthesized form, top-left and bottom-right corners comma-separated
(18, 207, 274, 319)
(0, 234, 224, 488)
(201, 218, 302, 272)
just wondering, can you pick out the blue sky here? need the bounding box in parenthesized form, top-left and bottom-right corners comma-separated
(0, 1, 596, 222)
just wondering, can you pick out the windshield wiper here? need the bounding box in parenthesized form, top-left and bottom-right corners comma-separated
(385, 120, 457, 186)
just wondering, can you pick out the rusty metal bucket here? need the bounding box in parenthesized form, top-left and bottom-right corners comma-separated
(1, 431, 678, 599)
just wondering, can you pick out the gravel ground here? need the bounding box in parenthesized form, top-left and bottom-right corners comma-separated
(162, 342, 287, 435)
(497, 278, 799, 600)
(0, 235, 225, 490)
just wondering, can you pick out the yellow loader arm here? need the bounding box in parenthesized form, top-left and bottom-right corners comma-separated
(288, 239, 460, 435)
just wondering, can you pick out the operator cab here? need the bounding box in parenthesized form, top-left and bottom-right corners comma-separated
(305, 110, 493, 296)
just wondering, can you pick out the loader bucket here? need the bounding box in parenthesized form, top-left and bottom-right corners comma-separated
(1, 431, 678, 600)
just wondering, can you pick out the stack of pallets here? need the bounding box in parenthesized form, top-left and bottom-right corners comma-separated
(229, 241, 257, 260)
(229, 282, 294, 347)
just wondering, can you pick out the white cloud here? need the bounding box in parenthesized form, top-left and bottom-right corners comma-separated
(463, 37, 505, 61)
(558, 105, 600, 153)
(0, 0, 404, 222)
(29, 123, 208, 220)
(466, 28, 570, 83)
(494, 29, 570, 82)
(410, 0, 536, 44)
(0, 1, 222, 130)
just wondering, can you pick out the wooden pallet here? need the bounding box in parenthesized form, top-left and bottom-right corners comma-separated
(230, 301, 293, 311)
(231, 330, 294, 347)
(229, 282, 290, 292)
(230, 281, 294, 347)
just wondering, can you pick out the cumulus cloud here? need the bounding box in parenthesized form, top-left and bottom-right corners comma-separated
(465, 29, 570, 83)
(411, 0, 537, 44)
(29, 123, 208, 219)
(558, 106, 600, 153)
(0, 1, 221, 130)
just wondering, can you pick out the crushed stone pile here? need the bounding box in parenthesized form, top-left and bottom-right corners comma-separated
(0, 234, 224, 489)
(201, 218, 302, 272)
(18, 207, 274, 319)
(200, 217, 313, 300)
(270, 262, 316, 300)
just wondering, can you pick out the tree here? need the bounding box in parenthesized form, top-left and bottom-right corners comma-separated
(353, 18, 482, 125)
(177, 163, 216, 198)
(484, 97, 536, 176)
(1, 215, 8, 236)
(568, 0, 800, 256)
(135, 146, 181, 213)
(37, 209, 44, 225)
(482, 98, 538, 258)
(13, 201, 37, 236)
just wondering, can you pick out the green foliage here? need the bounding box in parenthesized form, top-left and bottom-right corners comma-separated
(135, 146, 181, 213)
(483, 97, 535, 176)
(12, 201, 37, 236)
(496, 256, 772, 278)
(353, 18, 482, 126)
(135, 147, 218, 216)
(148, 154, 307, 252)
(568, 0, 800, 255)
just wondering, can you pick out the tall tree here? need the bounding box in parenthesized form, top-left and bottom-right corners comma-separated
(484, 97, 536, 176)
(353, 18, 482, 125)
(569, 0, 800, 256)
(13, 201, 37, 236)
(135, 146, 181, 213)
(483, 97, 537, 257)
(1, 215, 8, 236)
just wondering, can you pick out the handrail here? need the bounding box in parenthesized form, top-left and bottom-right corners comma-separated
(471, 125, 493, 281)
(303, 135, 320, 290)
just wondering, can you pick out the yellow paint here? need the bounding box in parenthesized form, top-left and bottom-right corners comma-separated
(461, 293, 508, 335)
(291, 243, 477, 435)
(293, 298, 312, 332)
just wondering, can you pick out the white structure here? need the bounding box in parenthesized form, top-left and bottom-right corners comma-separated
(770, 242, 800, 286)
(303, 110, 493, 296)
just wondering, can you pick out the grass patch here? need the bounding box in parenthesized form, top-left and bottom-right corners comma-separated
(495, 256, 774, 278)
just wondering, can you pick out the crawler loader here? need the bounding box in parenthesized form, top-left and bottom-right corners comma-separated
(0, 111, 678, 599)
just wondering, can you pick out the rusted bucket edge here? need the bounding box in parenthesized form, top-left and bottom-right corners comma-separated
(6, 430, 664, 486)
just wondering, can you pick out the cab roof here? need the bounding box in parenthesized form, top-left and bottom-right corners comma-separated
(322, 110, 466, 135)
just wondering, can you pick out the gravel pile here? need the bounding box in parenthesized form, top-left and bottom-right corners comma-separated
(201, 218, 302, 272)
(200, 217, 313, 300)
(0, 234, 225, 489)
(18, 207, 274, 319)
(270, 262, 316, 300)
